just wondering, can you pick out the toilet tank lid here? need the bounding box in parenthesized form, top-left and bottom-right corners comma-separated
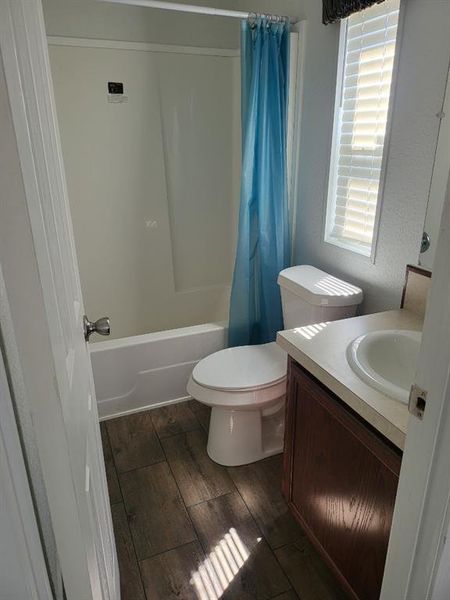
(277, 265, 363, 307)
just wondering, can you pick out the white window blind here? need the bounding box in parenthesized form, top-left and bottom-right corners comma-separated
(325, 0, 400, 256)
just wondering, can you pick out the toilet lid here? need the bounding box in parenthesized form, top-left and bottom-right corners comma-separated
(192, 342, 287, 392)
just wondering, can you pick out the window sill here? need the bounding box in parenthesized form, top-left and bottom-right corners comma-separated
(324, 235, 374, 261)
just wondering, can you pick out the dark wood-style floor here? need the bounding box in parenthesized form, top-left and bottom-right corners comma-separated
(101, 401, 347, 600)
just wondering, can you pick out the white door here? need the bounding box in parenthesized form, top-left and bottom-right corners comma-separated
(0, 323, 53, 599)
(0, 2, 119, 599)
(381, 177, 450, 598)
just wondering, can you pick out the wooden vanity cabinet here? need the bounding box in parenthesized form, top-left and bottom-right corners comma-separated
(283, 358, 402, 600)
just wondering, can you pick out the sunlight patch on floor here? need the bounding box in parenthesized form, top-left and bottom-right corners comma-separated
(190, 528, 258, 599)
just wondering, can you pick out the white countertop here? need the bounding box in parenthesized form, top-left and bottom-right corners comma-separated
(277, 309, 423, 450)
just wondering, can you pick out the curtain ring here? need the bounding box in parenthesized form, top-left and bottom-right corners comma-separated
(247, 12, 257, 28)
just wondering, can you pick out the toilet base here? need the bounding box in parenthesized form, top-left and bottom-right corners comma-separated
(206, 400, 285, 467)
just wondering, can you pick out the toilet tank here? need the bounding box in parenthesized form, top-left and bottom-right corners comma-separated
(277, 265, 363, 330)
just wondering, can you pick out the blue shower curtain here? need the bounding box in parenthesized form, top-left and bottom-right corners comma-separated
(228, 18, 291, 347)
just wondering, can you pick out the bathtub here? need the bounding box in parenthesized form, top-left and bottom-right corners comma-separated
(90, 322, 227, 420)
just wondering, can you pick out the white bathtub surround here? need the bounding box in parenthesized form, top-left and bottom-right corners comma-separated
(49, 38, 240, 340)
(91, 323, 226, 420)
(277, 309, 423, 450)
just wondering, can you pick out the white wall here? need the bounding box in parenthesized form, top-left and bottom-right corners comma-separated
(236, 0, 450, 313)
(292, 0, 450, 313)
(421, 66, 450, 270)
(49, 41, 240, 339)
(44, 0, 450, 318)
(43, 0, 240, 48)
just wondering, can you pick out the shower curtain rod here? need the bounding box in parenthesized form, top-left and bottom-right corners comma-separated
(98, 0, 299, 25)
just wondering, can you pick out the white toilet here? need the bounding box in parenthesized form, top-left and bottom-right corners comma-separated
(187, 265, 363, 466)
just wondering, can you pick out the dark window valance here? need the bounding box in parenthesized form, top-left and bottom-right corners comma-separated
(322, 0, 385, 24)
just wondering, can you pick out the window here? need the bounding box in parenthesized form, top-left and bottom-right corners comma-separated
(325, 0, 401, 257)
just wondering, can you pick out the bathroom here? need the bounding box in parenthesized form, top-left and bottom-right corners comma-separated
(41, 0, 450, 597)
(0, 0, 450, 599)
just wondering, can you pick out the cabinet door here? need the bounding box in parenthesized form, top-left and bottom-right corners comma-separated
(284, 360, 401, 600)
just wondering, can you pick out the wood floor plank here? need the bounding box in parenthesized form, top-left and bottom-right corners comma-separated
(106, 411, 164, 473)
(189, 492, 291, 599)
(187, 399, 211, 433)
(140, 541, 206, 600)
(120, 462, 197, 560)
(162, 429, 235, 506)
(274, 538, 347, 600)
(100, 422, 122, 504)
(228, 455, 303, 549)
(151, 402, 201, 439)
(271, 591, 299, 600)
(111, 503, 146, 600)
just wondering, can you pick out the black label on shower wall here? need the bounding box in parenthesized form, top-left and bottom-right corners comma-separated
(108, 82, 124, 94)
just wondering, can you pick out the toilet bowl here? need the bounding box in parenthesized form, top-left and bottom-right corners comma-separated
(188, 265, 363, 466)
(187, 342, 287, 466)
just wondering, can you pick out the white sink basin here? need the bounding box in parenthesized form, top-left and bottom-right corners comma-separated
(347, 329, 422, 403)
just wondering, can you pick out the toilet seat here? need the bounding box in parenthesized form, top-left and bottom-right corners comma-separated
(187, 374, 286, 410)
(192, 342, 287, 392)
